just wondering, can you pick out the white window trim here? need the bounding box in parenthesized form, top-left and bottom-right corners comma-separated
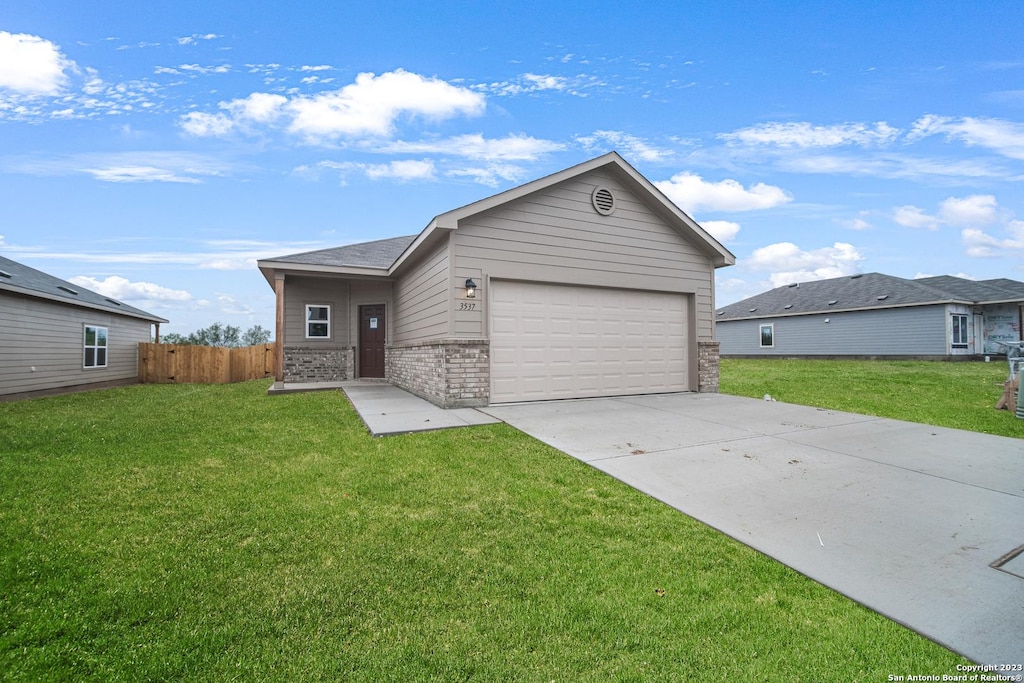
(951, 313, 969, 348)
(84, 324, 109, 369)
(306, 304, 331, 339)
(759, 323, 774, 348)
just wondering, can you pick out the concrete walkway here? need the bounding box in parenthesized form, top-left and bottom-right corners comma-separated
(340, 382, 499, 436)
(480, 392, 1024, 666)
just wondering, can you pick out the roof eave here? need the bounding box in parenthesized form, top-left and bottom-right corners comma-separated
(717, 299, 960, 321)
(0, 282, 168, 323)
(257, 260, 392, 280)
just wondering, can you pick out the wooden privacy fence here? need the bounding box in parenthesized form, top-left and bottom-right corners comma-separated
(138, 343, 276, 384)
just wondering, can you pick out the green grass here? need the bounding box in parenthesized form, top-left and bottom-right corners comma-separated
(720, 358, 1024, 439)
(1, 381, 967, 681)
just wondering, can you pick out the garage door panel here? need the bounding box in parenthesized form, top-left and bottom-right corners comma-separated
(491, 281, 689, 403)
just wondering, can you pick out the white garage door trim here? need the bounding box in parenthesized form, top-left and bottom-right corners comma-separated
(490, 280, 690, 403)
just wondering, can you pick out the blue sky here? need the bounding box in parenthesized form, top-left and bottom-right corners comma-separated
(3, 1, 1024, 336)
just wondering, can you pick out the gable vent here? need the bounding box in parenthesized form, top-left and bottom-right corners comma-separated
(591, 186, 616, 215)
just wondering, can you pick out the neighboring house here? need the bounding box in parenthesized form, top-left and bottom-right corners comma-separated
(717, 272, 1024, 358)
(258, 152, 735, 407)
(0, 255, 167, 398)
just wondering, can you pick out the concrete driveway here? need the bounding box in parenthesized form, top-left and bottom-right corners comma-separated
(480, 392, 1024, 665)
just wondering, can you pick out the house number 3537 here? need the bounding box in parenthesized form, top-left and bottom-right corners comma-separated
(459, 302, 476, 311)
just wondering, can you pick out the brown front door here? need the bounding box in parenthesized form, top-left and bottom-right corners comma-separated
(359, 304, 386, 378)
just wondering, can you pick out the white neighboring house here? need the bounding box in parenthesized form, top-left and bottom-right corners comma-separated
(0, 255, 167, 398)
(716, 273, 1024, 358)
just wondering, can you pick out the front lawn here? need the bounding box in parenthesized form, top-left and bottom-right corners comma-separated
(1, 381, 966, 681)
(720, 358, 1024, 439)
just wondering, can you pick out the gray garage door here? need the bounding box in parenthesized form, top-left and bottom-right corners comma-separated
(490, 281, 689, 403)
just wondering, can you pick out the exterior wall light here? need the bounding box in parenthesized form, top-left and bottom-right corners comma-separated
(465, 278, 477, 298)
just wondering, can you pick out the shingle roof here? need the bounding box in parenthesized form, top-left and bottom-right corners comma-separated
(0, 254, 167, 323)
(717, 272, 1024, 321)
(269, 235, 417, 269)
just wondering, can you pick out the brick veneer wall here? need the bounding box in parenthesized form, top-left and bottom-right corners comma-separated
(697, 340, 720, 393)
(283, 346, 352, 382)
(388, 339, 489, 408)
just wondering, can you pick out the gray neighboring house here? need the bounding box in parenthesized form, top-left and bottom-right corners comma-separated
(258, 152, 736, 407)
(717, 272, 1024, 358)
(0, 255, 167, 398)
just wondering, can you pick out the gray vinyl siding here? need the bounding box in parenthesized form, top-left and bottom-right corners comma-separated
(0, 292, 152, 396)
(283, 275, 349, 348)
(718, 306, 949, 356)
(393, 240, 450, 343)
(451, 169, 716, 340)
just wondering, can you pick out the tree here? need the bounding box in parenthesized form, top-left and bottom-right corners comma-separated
(240, 324, 271, 346)
(161, 323, 271, 347)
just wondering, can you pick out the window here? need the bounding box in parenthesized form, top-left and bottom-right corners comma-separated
(951, 314, 968, 348)
(306, 304, 330, 338)
(84, 325, 108, 368)
(759, 323, 774, 348)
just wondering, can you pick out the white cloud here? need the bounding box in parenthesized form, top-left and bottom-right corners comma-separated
(522, 73, 566, 90)
(892, 205, 940, 230)
(224, 92, 288, 124)
(364, 159, 436, 181)
(908, 115, 1024, 160)
(382, 133, 564, 161)
(82, 166, 203, 183)
(287, 69, 485, 141)
(893, 195, 1004, 232)
(962, 221, 1024, 257)
(298, 159, 438, 184)
(68, 275, 192, 302)
(485, 73, 567, 96)
(938, 194, 999, 227)
(721, 121, 900, 148)
(300, 65, 332, 72)
(445, 163, 528, 187)
(780, 151, 1014, 181)
(838, 212, 872, 230)
(654, 172, 792, 212)
(175, 34, 220, 46)
(177, 63, 231, 75)
(179, 111, 235, 137)
(214, 293, 254, 315)
(27, 240, 328, 271)
(576, 130, 670, 162)
(0, 32, 74, 96)
(481, 72, 606, 98)
(700, 220, 740, 243)
(180, 69, 486, 143)
(744, 241, 863, 286)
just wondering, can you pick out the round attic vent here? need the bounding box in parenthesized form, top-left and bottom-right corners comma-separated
(591, 186, 616, 215)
